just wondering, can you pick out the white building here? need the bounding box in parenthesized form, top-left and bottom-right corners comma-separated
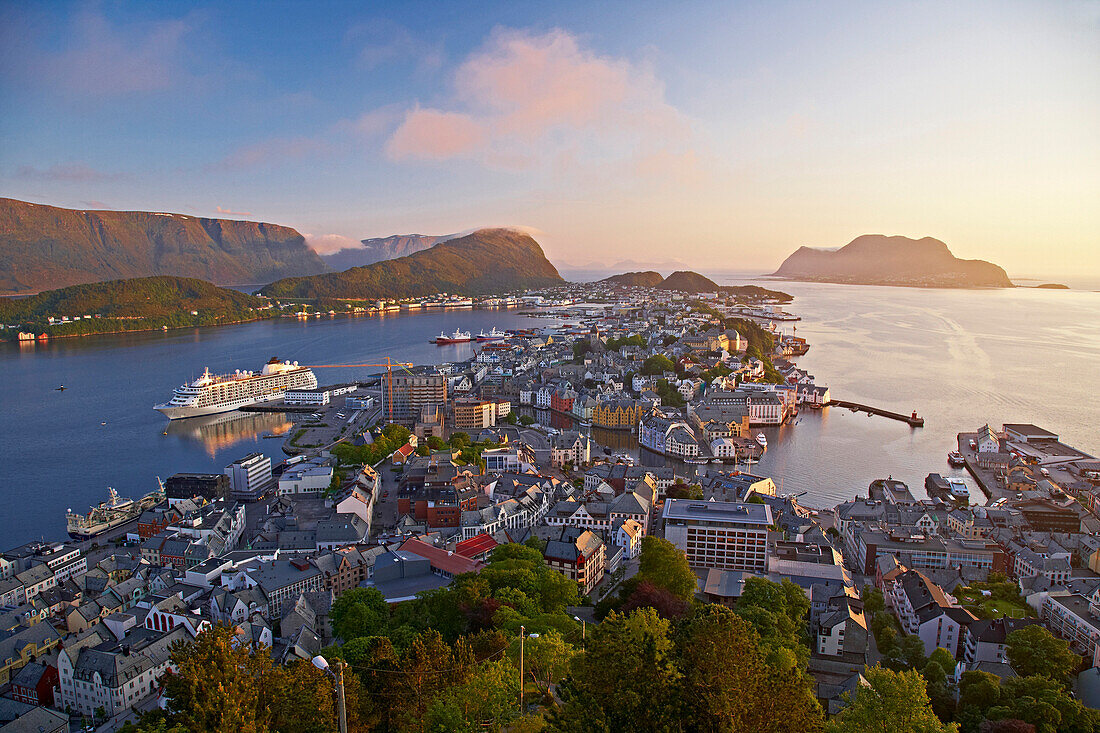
(285, 390, 330, 406)
(225, 453, 272, 501)
(277, 460, 334, 496)
(662, 499, 772, 572)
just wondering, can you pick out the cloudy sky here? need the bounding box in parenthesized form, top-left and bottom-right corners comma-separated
(1, 0, 1097, 278)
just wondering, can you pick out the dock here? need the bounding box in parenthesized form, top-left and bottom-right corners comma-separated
(825, 400, 924, 427)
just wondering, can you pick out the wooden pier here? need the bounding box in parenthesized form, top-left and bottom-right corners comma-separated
(825, 400, 925, 427)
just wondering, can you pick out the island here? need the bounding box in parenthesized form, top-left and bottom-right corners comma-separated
(770, 234, 1013, 288)
(1036, 283, 1070, 289)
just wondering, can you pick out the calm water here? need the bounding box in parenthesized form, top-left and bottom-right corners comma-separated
(0, 309, 545, 545)
(1, 285, 1098, 544)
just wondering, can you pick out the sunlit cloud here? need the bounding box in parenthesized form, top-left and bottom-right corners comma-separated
(215, 206, 253, 217)
(304, 233, 360, 255)
(384, 27, 697, 176)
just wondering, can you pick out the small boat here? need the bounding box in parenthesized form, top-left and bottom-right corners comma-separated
(948, 451, 966, 467)
(433, 330, 473, 344)
(756, 433, 768, 448)
(55, 385, 66, 391)
(100, 421, 107, 426)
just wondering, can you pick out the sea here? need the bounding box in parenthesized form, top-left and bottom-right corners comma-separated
(1, 281, 1097, 545)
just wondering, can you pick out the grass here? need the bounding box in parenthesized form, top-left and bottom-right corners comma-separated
(955, 586, 1034, 619)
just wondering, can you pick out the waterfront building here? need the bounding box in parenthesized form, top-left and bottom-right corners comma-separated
(284, 389, 330, 406)
(225, 453, 273, 501)
(164, 473, 229, 503)
(662, 499, 773, 572)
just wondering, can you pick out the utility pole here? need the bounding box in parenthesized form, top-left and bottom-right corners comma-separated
(519, 625, 525, 712)
(335, 660, 347, 733)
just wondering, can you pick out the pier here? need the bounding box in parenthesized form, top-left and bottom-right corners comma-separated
(825, 400, 925, 427)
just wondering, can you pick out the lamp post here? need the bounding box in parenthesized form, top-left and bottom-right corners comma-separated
(573, 615, 586, 647)
(518, 626, 539, 712)
(312, 655, 347, 733)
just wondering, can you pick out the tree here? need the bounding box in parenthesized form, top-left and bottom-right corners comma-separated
(665, 483, 703, 500)
(641, 354, 675, 375)
(635, 536, 697, 603)
(978, 721, 1036, 733)
(827, 665, 959, 733)
(736, 577, 811, 668)
(160, 625, 279, 733)
(1005, 625, 1080, 681)
(549, 609, 681, 732)
(425, 659, 518, 733)
(392, 631, 475, 733)
(516, 630, 575, 696)
(330, 587, 389, 641)
(677, 604, 823, 733)
(620, 580, 690, 619)
(268, 659, 348, 733)
(519, 415, 535, 426)
(987, 675, 1100, 733)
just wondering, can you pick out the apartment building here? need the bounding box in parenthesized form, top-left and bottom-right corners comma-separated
(389, 373, 448, 423)
(662, 499, 773, 572)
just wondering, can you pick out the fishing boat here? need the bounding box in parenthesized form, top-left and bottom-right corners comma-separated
(948, 451, 966, 467)
(476, 327, 508, 341)
(433, 330, 473, 344)
(756, 433, 768, 449)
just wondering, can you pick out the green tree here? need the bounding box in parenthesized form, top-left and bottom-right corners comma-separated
(425, 659, 518, 733)
(634, 536, 698, 603)
(986, 675, 1100, 733)
(1005, 625, 1080, 681)
(330, 587, 389, 641)
(549, 609, 681, 732)
(736, 577, 811, 668)
(641, 354, 676, 375)
(517, 630, 575, 696)
(160, 625, 278, 733)
(519, 414, 535, 426)
(677, 604, 823, 732)
(827, 665, 959, 733)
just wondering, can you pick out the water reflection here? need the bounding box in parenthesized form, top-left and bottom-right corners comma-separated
(162, 411, 294, 457)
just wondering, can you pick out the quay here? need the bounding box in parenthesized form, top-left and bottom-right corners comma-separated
(825, 400, 924, 427)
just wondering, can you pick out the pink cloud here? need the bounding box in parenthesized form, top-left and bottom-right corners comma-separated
(304, 233, 360, 255)
(213, 137, 331, 171)
(384, 28, 695, 175)
(215, 206, 253, 217)
(14, 163, 122, 182)
(386, 108, 486, 160)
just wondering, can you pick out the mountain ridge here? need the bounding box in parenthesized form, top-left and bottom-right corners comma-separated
(771, 234, 1012, 288)
(0, 198, 328, 294)
(261, 227, 563, 299)
(321, 233, 452, 270)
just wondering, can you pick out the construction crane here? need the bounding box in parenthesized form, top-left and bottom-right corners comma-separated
(307, 357, 413, 424)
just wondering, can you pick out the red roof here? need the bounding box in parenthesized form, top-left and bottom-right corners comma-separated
(455, 533, 499, 559)
(398, 538, 484, 576)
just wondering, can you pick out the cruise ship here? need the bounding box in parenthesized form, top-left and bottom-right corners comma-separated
(67, 484, 164, 541)
(155, 357, 317, 420)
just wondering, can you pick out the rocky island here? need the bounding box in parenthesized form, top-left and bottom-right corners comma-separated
(771, 234, 1013, 288)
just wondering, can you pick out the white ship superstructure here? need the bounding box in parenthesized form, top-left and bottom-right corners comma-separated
(155, 357, 317, 420)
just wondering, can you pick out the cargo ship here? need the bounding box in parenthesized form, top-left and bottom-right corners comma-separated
(476, 327, 508, 341)
(67, 484, 164, 540)
(155, 357, 317, 420)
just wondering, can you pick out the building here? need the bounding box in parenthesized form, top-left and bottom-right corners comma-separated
(0, 622, 63, 684)
(1040, 590, 1100, 663)
(592, 398, 641, 430)
(164, 473, 229, 503)
(543, 527, 606, 595)
(662, 499, 773, 572)
(389, 374, 447, 423)
(277, 459, 334, 497)
(887, 569, 977, 657)
(284, 389, 330, 406)
(550, 432, 591, 468)
(9, 661, 57, 706)
(454, 398, 497, 430)
(224, 453, 272, 501)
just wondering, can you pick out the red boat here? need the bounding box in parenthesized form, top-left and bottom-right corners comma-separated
(433, 329, 473, 344)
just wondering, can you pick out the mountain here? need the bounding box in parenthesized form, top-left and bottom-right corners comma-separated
(321, 233, 451, 270)
(0, 198, 328, 294)
(771, 235, 1012, 288)
(599, 271, 664, 287)
(261, 228, 564, 299)
(657, 271, 721, 292)
(0, 276, 268, 339)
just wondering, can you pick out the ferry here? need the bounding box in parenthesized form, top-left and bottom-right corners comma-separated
(476, 327, 508, 342)
(155, 357, 317, 420)
(756, 433, 768, 449)
(67, 483, 164, 541)
(433, 330, 473, 344)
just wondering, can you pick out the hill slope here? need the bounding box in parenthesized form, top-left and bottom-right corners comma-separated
(599, 271, 664, 287)
(657, 271, 721, 292)
(261, 228, 563, 299)
(0, 276, 268, 339)
(772, 235, 1012, 288)
(0, 198, 327, 294)
(321, 233, 451, 270)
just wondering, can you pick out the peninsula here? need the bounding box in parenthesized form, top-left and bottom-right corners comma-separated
(771, 234, 1013, 288)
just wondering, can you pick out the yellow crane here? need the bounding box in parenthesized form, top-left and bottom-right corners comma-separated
(306, 357, 413, 423)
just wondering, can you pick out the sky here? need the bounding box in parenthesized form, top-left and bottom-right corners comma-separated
(1, 0, 1097, 279)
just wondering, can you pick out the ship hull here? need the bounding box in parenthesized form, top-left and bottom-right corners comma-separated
(156, 395, 279, 420)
